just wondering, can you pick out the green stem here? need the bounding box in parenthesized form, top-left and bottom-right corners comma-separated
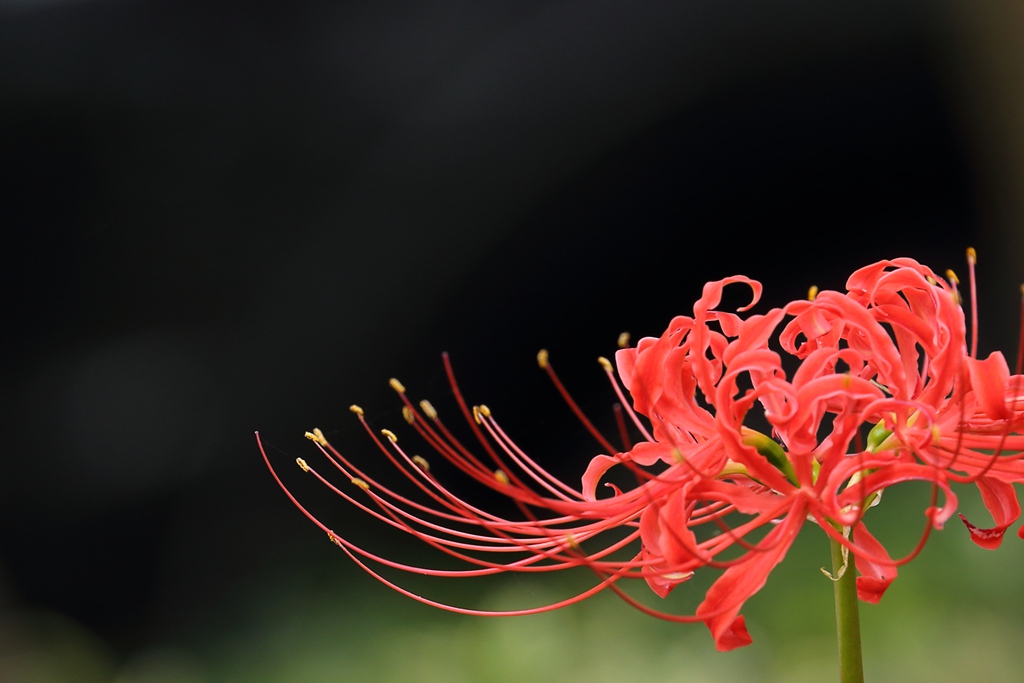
(830, 534, 864, 683)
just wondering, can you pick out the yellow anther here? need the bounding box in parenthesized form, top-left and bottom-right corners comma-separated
(617, 332, 630, 348)
(381, 429, 397, 443)
(807, 285, 818, 301)
(537, 348, 549, 368)
(472, 406, 482, 424)
(946, 269, 960, 285)
(565, 534, 580, 550)
(926, 275, 938, 285)
(304, 430, 327, 446)
(967, 246, 977, 264)
(412, 455, 430, 471)
(296, 458, 310, 472)
(931, 424, 941, 445)
(327, 531, 342, 547)
(402, 406, 415, 424)
(478, 404, 492, 418)
(389, 377, 406, 394)
(351, 477, 370, 490)
(419, 399, 438, 420)
(349, 404, 364, 416)
(597, 356, 613, 372)
(671, 448, 684, 464)
(494, 469, 510, 485)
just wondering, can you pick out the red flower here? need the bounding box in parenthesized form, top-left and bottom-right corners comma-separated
(789, 256, 1024, 549)
(583, 257, 1024, 649)
(260, 254, 1024, 652)
(596, 276, 903, 649)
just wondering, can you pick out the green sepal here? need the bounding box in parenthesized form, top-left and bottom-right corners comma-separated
(741, 430, 798, 486)
(866, 421, 892, 452)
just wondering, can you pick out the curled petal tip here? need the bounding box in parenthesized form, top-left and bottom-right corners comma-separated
(709, 616, 752, 652)
(959, 513, 1007, 550)
(856, 576, 892, 604)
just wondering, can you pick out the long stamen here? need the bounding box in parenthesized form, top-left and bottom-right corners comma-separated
(598, 356, 655, 442)
(612, 403, 632, 450)
(477, 408, 585, 502)
(967, 247, 979, 358)
(360, 378, 688, 579)
(337, 538, 625, 617)
(538, 349, 619, 454)
(304, 428, 655, 577)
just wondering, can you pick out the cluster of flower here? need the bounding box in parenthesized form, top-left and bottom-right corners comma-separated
(260, 254, 1024, 651)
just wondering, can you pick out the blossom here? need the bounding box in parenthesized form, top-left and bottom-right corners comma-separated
(792, 255, 1024, 548)
(260, 253, 1024, 652)
(601, 256, 1024, 649)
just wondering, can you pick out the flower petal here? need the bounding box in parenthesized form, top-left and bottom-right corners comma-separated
(966, 352, 1012, 420)
(958, 477, 1021, 550)
(850, 522, 897, 604)
(696, 503, 805, 651)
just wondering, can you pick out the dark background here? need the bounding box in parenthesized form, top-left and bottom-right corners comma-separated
(2, 2, 1023, 681)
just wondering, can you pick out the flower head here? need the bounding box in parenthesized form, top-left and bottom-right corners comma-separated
(261, 252, 1024, 651)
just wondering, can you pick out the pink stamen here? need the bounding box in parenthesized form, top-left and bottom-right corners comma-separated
(599, 357, 655, 442)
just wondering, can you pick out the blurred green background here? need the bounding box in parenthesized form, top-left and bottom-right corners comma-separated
(2, 1, 1024, 681)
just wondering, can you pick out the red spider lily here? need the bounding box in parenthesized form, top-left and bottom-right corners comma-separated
(591, 277, 914, 650)
(783, 256, 1024, 548)
(604, 255, 1024, 649)
(260, 254, 1024, 653)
